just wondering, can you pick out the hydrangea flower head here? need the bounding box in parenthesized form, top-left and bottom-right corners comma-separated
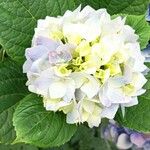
(23, 6, 147, 127)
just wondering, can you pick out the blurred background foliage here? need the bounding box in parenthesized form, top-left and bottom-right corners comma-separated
(0, 125, 117, 150)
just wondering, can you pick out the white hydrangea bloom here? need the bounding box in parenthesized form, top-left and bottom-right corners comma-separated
(23, 5, 148, 128)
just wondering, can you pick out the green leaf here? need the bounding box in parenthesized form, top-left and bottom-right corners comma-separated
(125, 15, 150, 49)
(115, 63, 150, 132)
(79, 0, 149, 15)
(0, 105, 16, 144)
(70, 125, 114, 150)
(0, 60, 28, 112)
(13, 94, 77, 148)
(0, 59, 29, 144)
(0, 143, 38, 150)
(48, 125, 117, 150)
(0, 0, 149, 63)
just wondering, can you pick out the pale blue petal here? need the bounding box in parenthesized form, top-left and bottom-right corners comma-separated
(25, 45, 49, 61)
(35, 36, 60, 50)
(130, 133, 145, 148)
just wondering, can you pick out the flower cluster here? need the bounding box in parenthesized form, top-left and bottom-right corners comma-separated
(23, 6, 147, 127)
(102, 121, 150, 150)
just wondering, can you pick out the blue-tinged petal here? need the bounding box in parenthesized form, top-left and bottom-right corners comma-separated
(49, 44, 73, 64)
(110, 125, 119, 142)
(102, 127, 111, 140)
(27, 69, 54, 97)
(130, 133, 145, 148)
(142, 45, 150, 62)
(143, 140, 150, 150)
(116, 133, 133, 149)
(25, 45, 49, 61)
(23, 58, 33, 73)
(34, 36, 60, 50)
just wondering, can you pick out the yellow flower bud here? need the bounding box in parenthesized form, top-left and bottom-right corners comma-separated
(54, 64, 71, 77)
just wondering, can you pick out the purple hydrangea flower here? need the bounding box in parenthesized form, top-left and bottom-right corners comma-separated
(102, 121, 150, 149)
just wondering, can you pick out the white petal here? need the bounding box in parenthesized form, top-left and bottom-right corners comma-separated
(49, 82, 67, 99)
(66, 103, 80, 124)
(99, 85, 112, 107)
(71, 72, 87, 88)
(63, 5, 81, 22)
(107, 88, 126, 104)
(81, 77, 99, 98)
(101, 16, 125, 36)
(87, 104, 102, 127)
(82, 100, 95, 114)
(81, 18, 101, 41)
(101, 104, 119, 119)
(134, 89, 146, 96)
(87, 115, 101, 128)
(44, 98, 71, 111)
(131, 73, 147, 90)
(71, 73, 99, 98)
(108, 77, 126, 88)
(23, 58, 33, 73)
(63, 79, 75, 102)
(121, 25, 138, 43)
(123, 97, 138, 107)
(123, 64, 133, 83)
(79, 5, 95, 20)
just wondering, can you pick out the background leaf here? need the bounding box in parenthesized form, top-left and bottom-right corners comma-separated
(115, 63, 150, 133)
(77, 0, 149, 15)
(47, 125, 117, 150)
(0, 59, 29, 143)
(0, 143, 38, 150)
(0, 0, 149, 63)
(0, 125, 117, 150)
(13, 94, 77, 148)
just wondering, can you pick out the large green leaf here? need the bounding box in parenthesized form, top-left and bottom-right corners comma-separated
(13, 94, 77, 148)
(0, 59, 29, 143)
(115, 63, 150, 133)
(78, 0, 149, 15)
(125, 15, 150, 49)
(0, 0, 149, 63)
